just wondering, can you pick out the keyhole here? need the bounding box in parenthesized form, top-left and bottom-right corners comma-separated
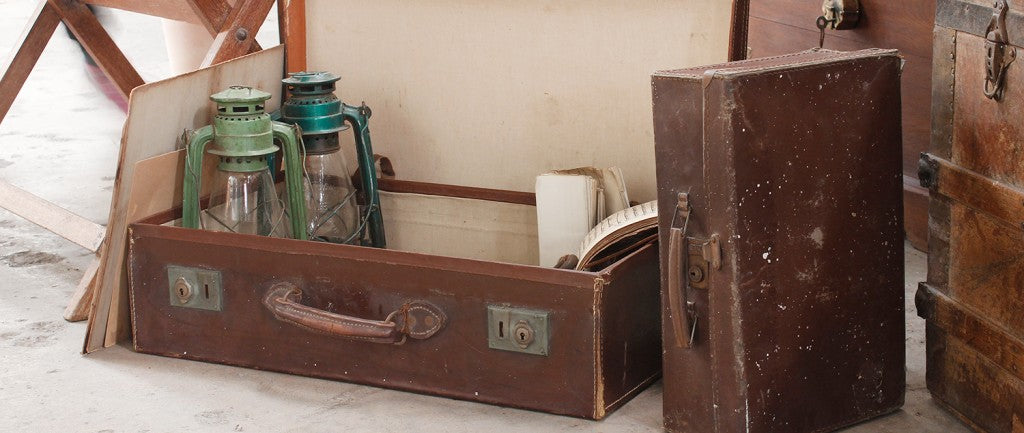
(688, 265, 705, 283)
(204, 284, 210, 298)
(498, 321, 504, 338)
(179, 287, 185, 296)
(519, 331, 526, 341)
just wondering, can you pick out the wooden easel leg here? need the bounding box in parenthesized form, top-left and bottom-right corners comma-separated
(64, 256, 100, 322)
(186, 0, 262, 53)
(0, 1, 61, 123)
(0, 180, 106, 251)
(47, 0, 143, 99)
(201, 0, 276, 67)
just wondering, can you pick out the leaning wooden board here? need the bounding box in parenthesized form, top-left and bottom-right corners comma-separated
(84, 47, 284, 352)
(917, 0, 1024, 431)
(733, 0, 934, 250)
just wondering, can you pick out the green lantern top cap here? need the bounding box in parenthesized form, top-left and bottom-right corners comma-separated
(211, 86, 271, 104)
(283, 71, 339, 96)
(283, 71, 340, 85)
(211, 86, 271, 116)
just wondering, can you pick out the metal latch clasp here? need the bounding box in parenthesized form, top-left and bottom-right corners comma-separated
(816, 0, 861, 48)
(985, 0, 1017, 100)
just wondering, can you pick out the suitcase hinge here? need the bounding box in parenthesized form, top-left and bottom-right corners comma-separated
(985, 0, 1016, 100)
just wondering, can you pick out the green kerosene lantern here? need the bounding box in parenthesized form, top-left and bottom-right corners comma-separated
(181, 86, 308, 240)
(280, 71, 385, 247)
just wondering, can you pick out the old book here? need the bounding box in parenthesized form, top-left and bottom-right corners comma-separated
(576, 201, 657, 271)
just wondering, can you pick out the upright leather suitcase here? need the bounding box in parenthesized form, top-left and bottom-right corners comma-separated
(917, 1, 1024, 431)
(732, 0, 935, 250)
(652, 49, 906, 432)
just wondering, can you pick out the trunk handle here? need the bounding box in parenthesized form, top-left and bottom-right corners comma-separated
(263, 282, 446, 344)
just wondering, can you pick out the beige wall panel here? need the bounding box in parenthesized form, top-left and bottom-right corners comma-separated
(307, 1, 732, 202)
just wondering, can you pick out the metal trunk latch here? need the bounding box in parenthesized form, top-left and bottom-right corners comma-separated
(816, 0, 861, 48)
(985, 0, 1017, 100)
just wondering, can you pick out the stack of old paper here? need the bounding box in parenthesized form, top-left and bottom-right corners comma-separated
(534, 167, 629, 267)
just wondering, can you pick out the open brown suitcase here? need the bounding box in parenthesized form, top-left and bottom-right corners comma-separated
(123, 0, 739, 421)
(653, 49, 906, 432)
(916, 1, 1024, 431)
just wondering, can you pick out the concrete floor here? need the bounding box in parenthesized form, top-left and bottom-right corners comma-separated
(0, 2, 969, 432)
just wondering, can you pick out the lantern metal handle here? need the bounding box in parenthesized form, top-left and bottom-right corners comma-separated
(182, 125, 215, 230)
(342, 102, 386, 248)
(180, 123, 310, 240)
(271, 122, 310, 240)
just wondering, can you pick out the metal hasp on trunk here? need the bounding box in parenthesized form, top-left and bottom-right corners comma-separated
(181, 86, 308, 240)
(984, 0, 1016, 100)
(280, 71, 386, 248)
(816, 0, 861, 47)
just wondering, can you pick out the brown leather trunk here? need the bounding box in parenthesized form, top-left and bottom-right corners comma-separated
(917, 1, 1024, 431)
(652, 49, 906, 432)
(126, 181, 661, 420)
(732, 0, 934, 251)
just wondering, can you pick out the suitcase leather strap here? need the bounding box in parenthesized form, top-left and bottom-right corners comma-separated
(263, 282, 447, 344)
(667, 192, 721, 349)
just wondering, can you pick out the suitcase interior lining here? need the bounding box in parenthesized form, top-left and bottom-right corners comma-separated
(379, 190, 539, 265)
(157, 182, 544, 266)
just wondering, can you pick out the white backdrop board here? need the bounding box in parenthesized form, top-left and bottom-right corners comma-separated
(306, 0, 733, 203)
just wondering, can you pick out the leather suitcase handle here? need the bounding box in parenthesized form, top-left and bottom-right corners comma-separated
(667, 226, 692, 349)
(263, 282, 446, 344)
(667, 192, 694, 349)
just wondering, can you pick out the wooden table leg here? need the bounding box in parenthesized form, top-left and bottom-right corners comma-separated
(0, 1, 60, 123)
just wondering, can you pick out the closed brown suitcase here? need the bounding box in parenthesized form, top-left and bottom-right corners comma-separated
(916, 1, 1024, 431)
(653, 49, 906, 432)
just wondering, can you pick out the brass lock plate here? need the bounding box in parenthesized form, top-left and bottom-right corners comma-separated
(487, 305, 549, 356)
(167, 265, 223, 311)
